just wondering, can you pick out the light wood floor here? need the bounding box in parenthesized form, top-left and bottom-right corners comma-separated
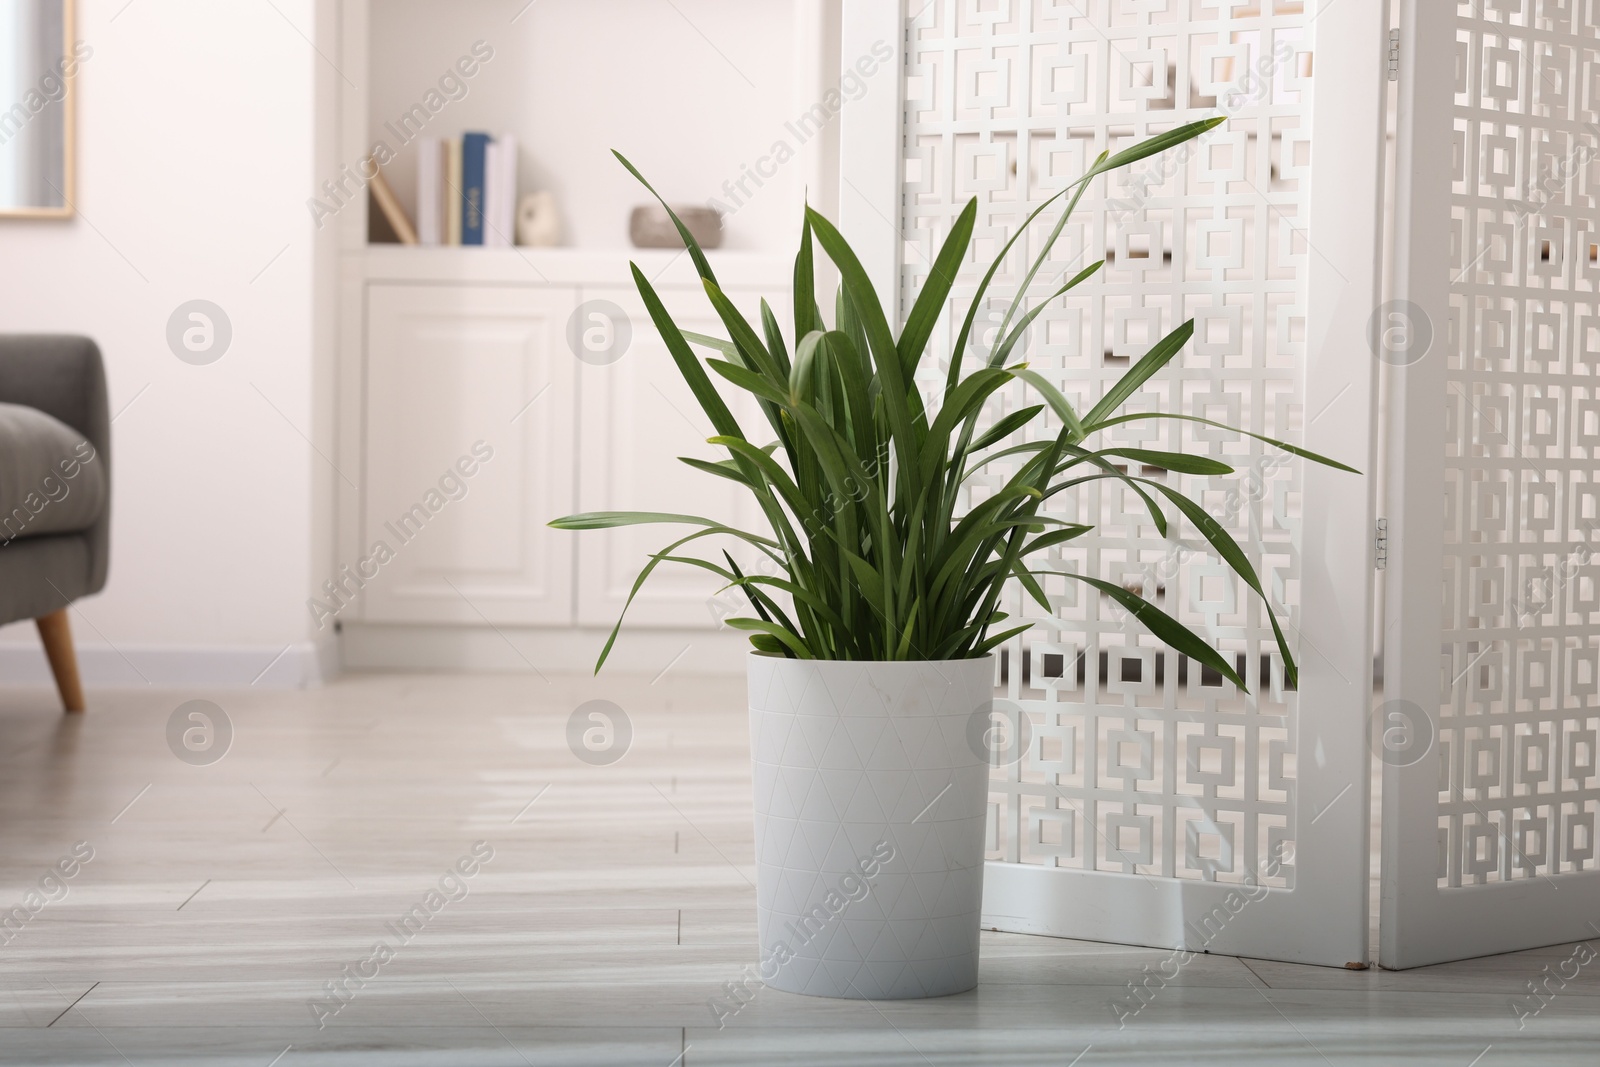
(0, 672, 1594, 1065)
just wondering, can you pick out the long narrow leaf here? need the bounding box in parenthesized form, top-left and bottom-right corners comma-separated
(613, 150, 718, 285)
(1083, 319, 1196, 427)
(900, 198, 977, 374)
(1087, 411, 1361, 473)
(1068, 573, 1246, 690)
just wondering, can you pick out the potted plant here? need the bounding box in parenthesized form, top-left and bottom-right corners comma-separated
(551, 118, 1356, 1000)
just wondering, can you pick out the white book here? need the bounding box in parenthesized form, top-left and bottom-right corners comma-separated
(497, 134, 518, 244)
(484, 141, 503, 247)
(416, 136, 441, 246)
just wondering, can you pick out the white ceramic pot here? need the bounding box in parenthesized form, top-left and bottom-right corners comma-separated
(747, 653, 993, 999)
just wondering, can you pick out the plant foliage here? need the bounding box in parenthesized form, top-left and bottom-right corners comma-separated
(551, 118, 1357, 686)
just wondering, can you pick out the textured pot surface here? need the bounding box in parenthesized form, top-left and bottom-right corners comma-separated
(747, 654, 993, 999)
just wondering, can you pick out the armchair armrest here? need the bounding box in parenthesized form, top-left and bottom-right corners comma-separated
(0, 335, 110, 595)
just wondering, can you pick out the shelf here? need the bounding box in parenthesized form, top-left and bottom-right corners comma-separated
(357, 244, 793, 289)
(362, 0, 811, 256)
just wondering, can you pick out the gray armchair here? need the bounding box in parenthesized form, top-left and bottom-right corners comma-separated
(0, 336, 110, 711)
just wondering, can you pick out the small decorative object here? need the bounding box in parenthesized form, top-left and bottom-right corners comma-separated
(553, 135, 1360, 999)
(630, 203, 722, 249)
(516, 191, 561, 247)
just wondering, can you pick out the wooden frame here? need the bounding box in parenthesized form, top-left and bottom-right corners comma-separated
(0, 0, 77, 220)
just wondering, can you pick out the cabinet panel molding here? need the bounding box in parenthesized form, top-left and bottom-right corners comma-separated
(575, 284, 787, 629)
(362, 284, 577, 625)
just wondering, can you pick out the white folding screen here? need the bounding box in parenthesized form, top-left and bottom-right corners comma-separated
(1384, 0, 1600, 969)
(841, 0, 1385, 967)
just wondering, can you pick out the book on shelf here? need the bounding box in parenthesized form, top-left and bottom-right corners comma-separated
(484, 140, 502, 247)
(409, 133, 519, 248)
(416, 136, 442, 245)
(490, 134, 517, 246)
(445, 138, 463, 245)
(461, 131, 490, 246)
(368, 168, 417, 245)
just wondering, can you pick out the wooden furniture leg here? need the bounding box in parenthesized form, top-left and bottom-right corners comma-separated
(35, 609, 85, 712)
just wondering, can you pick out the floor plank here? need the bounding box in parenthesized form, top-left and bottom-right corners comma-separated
(0, 673, 1593, 1065)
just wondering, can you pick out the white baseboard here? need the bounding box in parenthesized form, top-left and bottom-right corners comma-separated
(0, 639, 337, 690)
(0, 626, 749, 690)
(339, 623, 751, 676)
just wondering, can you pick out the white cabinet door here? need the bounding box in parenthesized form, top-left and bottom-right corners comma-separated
(362, 284, 576, 625)
(576, 283, 785, 629)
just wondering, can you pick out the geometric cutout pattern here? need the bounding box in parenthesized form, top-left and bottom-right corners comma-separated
(903, 0, 1311, 887)
(1437, 0, 1600, 887)
(747, 655, 992, 998)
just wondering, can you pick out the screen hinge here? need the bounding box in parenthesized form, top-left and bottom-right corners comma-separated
(1388, 28, 1400, 81)
(1375, 518, 1389, 570)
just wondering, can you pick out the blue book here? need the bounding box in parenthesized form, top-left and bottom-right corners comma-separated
(460, 132, 490, 246)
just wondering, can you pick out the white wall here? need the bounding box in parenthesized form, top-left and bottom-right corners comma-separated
(366, 0, 807, 252)
(0, 0, 333, 686)
(0, 0, 843, 688)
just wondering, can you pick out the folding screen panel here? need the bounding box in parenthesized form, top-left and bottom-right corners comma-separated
(1384, 0, 1600, 969)
(841, 0, 1385, 966)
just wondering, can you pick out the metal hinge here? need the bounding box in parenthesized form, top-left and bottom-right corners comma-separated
(1375, 518, 1389, 570)
(1388, 29, 1400, 82)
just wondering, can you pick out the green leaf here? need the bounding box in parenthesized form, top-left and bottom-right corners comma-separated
(794, 212, 816, 341)
(900, 198, 977, 375)
(1083, 319, 1195, 427)
(589, 525, 775, 671)
(919, 366, 1017, 482)
(1009, 368, 1087, 441)
(987, 172, 1105, 362)
(724, 551, 772, 625)
(1093, 117, 1225, 177)
(947, 155, 1103, 392)
(708, 435, 807, 514)
(1050, 445, 1170, 537)
(1068, 573, 1246, 691)
(806, 208, 919, 479)
(789, 331, 825, 404)
(1012, 563, 1052, 614)
(1134, 476, 1300, 689)
(614, 149, 718, 285)
(760, 298, 791, 378)
(972, 622, 1033, 656)
(678, 455, 753, 486)
(707, 359, 790, 407)
(682, 330, 737, 357)
(989, 260, 1105, 369)
(703, 278, 785, 385)
(630, 265, 745, 440)
(565, 129, 1353, 672)
(1088, 411, 1362, 473)
(968, 405, 1045, 455)
(749, 634, 787, 655)
(1094, 448, 1234, 476)
(549, 511, 774, 542)
(1022, 524, 1093, 555)
(724, 617, 814, 659)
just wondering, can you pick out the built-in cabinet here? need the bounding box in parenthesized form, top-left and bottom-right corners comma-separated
(332, 0, 818, 665)
(344, 252, 791, 637)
